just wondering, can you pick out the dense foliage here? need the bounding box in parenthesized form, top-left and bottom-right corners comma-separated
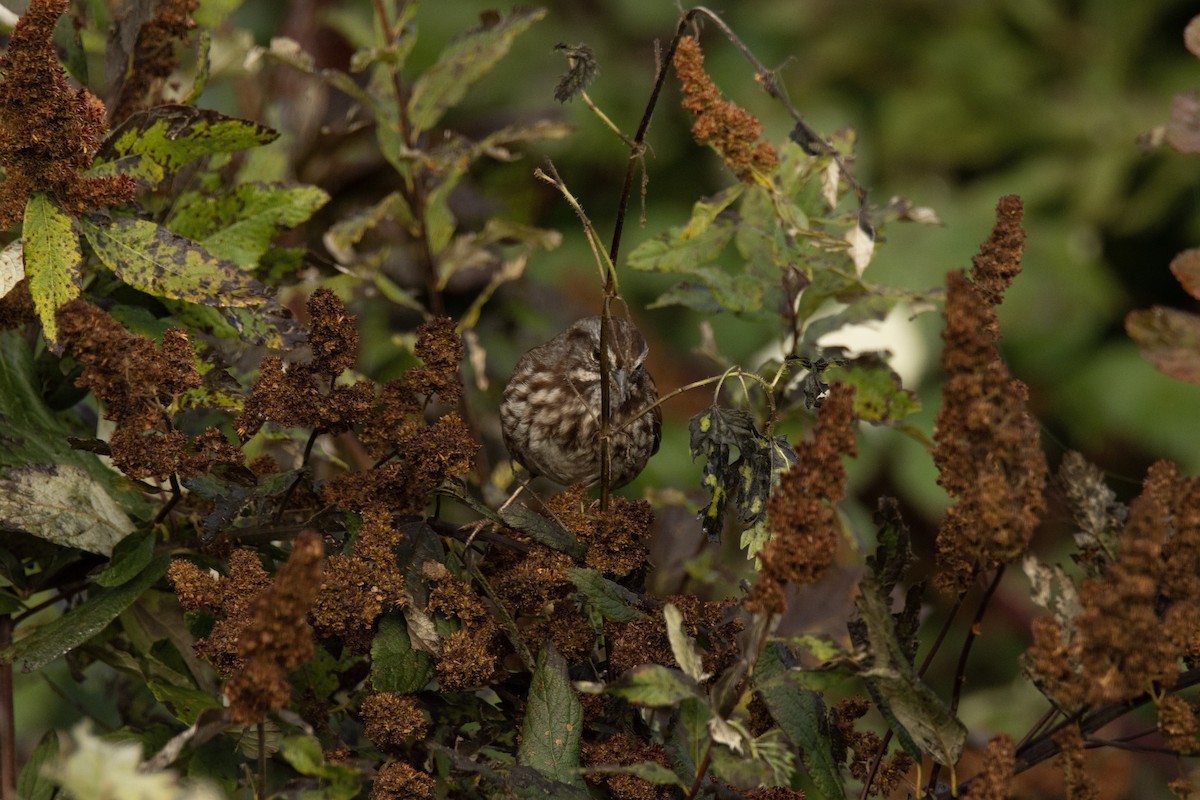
(3, 2, 1200, 799)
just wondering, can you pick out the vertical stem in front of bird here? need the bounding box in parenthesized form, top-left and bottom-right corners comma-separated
(598, 298, 613, 510)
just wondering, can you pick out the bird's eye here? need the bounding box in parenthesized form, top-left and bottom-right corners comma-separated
(591, 348, 602, 362)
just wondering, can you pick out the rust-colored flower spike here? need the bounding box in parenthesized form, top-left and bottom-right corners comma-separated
(964, 735, 1016, 800)
(108, 0, 198, 124)
(0, 0, 136, 229)
(745, 382, 857, 616)
(307, 288, 359, 376)
(932, 195, 1047, 595)
(224, 529, 325, 724)
(673, 35, 778, 182)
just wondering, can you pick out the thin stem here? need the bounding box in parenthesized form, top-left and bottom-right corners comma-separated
(0, 616, 14, 800)
(152, 473, 182, 526)
(599, 303, 613, 511)
(685, 741, 713, 799)
(927, 566, 1004, 795)
(257, 722, 267, 800)
(533, 163, 616, 290)
(950, 567, 1005, 716)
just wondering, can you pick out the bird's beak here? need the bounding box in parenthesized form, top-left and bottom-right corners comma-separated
(613, 368, 628, 400)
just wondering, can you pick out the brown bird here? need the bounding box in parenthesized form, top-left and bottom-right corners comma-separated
(500, 316, 661, 488)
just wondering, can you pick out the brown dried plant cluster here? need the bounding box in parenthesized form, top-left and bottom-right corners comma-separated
(932, 195, 1048, 595)
(223, 529, 324, 723)
(673, 35, 779, 182)
(56, 299, 243, 480)
(0, 0, 135, 229)
(168, 530, 324, 723)
(108, 0, 199, 124)
(745, 382, 858, 615)
(831, 696, 915, 797)
(1027, 460, 1200, 725)
(962, 735, 1016, 800)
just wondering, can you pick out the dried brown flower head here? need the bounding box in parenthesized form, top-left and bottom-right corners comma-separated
(673, 35, 778, 182)
(56, 300, 242, 480)
(307, 288, 359, 376)
(932, 196, 1047, 595)
(829, 696, 912, 796)
(406, 316, 465, 405)
(361, 692, 427, 752)
(108, 0, 199, 124)
(310, 506, 406, 652)
(1158, 694, 1200, 755)
(0, 0, 136, 228)
(582, 732, 672, 800)
(963, 735, 1015, 800)
(370, 760, 435, 800)
(224, 529, 325, 724)
(745, 382, 857, 615)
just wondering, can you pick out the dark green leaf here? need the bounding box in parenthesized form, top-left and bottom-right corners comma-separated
(280, 735, 361, 799)
(1, 556, 169, 672)
(408, 9, 547, 132)
(518, 642, 585, 787)
(93, 529, 156, 587)
(23, 192, 82, 347)
(868, 497, 915, 595)
(500, 503, 587, 559)
(757, 671, 844, 800)
(566, 568, 645, 622)
(830, 361, 920, 422)
(688, 406, 795, 543)
(553, 43, 598, 103)
(371, 612, 436, 693)
(586, 761, 686, 788)
(91, 105, 278, 185)
(607, 664, 701, 707)
(166, 183, 329, 267)
(82, 216, 268, 308)
(148, 681, 222, 726)
(323, 191, 412, 263)
(854, 576, 966, 765)
(17, 729, 59, 800)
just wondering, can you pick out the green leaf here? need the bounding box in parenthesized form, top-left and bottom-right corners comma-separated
(628, 213, 766, 313)
(607, 664, 702, 707)
(81, 216, 268, 307)
(855, 576, 967, 765)
(407, 8, 546, 133)
(757, 672, 844, 799)
(91, 105, 278, 185)
(566, 568, 645, 622)
(93, 529, 156, 586)
(830, 362, 921, 423)
(17, 729, 60, 800)
(166, 183, 328, 267)
(323, 191, 413, 263)
(257, 37, 380, 115)
(1, 556, 169, 672)
(586, 761, 686, 789)
(147, 681, 222, 726)
(499, 504, 587, 559)
(279, 734, 360, 798)
(664, 603, 707, 683)
(1127, 306, 1200, 386)
(371, 612, 435, 693)
(518, 642, 585, 788)
(0, 465, 134, 555)
(0, 332, 149, 524)
(23, 193, 82, 347)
